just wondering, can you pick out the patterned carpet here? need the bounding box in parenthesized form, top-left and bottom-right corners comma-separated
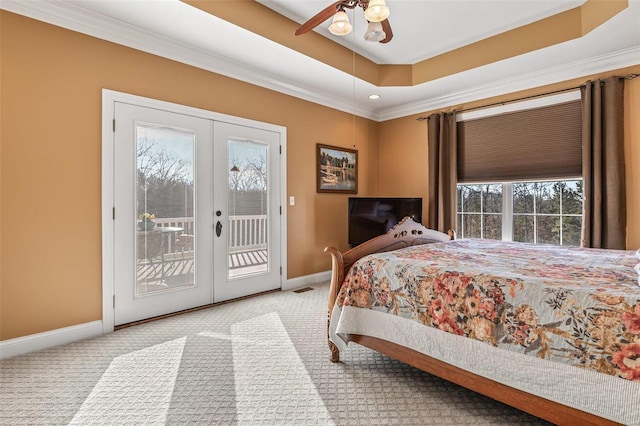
(0, 282, 550, 425)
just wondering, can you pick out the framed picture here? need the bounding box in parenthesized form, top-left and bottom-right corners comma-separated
(317, 143, 358, 193)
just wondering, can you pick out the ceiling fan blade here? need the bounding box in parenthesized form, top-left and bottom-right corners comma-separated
(379, 18, 393, 43)
(295, 1, 344, 36)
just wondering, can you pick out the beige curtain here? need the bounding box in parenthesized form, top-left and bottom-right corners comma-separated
(581, 76, 626, 249)
(427, 112, 457, 233)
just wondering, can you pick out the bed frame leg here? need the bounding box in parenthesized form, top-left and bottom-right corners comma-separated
(327, 315, 340, 362)
(329, 340, 340, 363)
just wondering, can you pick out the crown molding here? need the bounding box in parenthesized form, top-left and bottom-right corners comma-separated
(377, 46, 640, 121)
(2, 1, 637, 123)
(0, 0, 379, 120)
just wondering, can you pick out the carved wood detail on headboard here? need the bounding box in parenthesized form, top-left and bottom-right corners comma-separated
(393, 228, 422, 239)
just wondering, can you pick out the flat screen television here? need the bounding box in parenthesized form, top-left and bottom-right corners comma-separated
(348, 197, 423, 247)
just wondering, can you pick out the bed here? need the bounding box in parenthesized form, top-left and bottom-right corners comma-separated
(325, 217, 640, 425)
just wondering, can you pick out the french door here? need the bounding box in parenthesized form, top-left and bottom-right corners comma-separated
(111, 100, 282, 326)
(213, 122, 281, 302)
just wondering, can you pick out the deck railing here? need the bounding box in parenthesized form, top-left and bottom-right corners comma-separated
(227, 215, 268, 252)
(153, 215, 267, 254)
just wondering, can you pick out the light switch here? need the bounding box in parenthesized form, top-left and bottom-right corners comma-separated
(289, 196, 295, 206)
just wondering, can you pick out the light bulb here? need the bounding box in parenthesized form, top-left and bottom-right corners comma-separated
(364, 0, 390, 23)
(364, 21, 385, 42)
(328, 10, 352, 36)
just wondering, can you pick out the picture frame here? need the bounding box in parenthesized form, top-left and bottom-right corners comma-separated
(317, 143, 358, 194)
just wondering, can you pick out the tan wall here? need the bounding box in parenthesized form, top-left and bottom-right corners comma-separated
(377, 118, 429, 202)
(0, 11, 378, 340)
(1, 10, 638, 341)
(379, 66, 640, 249)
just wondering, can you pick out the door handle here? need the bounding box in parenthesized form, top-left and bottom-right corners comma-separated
(216, 221, 222, 237)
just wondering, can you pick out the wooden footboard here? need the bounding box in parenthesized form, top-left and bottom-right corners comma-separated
(350, 334, 620, 426)
(323, 216, 619, 426)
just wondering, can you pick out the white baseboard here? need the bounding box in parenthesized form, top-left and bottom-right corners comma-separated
(284, 270, 331, 291)
(0, 273, 331, 359)
(0, 320, 103, 360)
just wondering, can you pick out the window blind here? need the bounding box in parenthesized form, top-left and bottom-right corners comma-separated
(457, 100, 582, 183)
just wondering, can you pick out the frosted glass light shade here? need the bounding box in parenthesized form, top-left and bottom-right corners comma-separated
(364, 21, 385, 42)
(364, 0, 390, 22)
(328, 10, 352, 36)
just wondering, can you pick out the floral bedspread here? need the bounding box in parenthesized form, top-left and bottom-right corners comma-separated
(337, 239, 640, 382)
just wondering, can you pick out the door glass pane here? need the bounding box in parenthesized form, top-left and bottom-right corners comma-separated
(228, 139, 269, 278)
(136, 124, 195, 296)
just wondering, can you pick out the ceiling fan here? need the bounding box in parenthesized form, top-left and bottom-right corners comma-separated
(295, 0, 393, 43)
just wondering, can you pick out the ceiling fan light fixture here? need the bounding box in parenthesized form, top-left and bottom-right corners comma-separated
(328, 10, 352, 36)
(363, 21, 386, 42)
(363, 0, 390, 23)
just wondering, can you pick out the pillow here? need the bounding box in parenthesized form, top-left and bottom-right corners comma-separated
(635, 263, 640, 287)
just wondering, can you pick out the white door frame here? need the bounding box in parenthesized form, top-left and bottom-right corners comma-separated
(101, 89, 287, 333)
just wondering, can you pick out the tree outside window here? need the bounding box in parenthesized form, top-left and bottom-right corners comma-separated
(457, 179, 583, 246)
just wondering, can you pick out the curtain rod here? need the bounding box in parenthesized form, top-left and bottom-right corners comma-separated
(416, 73, 639, 121)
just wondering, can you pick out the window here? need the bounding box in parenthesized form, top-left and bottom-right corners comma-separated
(454, 92, 583, 247)
(457, 179, 583, 246)
(457, 184, 502, 240)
